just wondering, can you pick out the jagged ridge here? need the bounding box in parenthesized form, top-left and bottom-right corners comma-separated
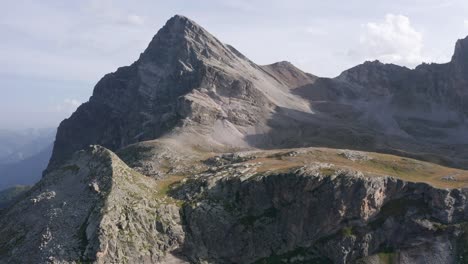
(48, 15, 316, 171)
(0, 146, 183, 263)
(49, 15, 468, 173)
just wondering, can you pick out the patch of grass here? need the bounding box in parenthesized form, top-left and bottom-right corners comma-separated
(253, 247, 332, 264)
(378, 252, 397, 264)
(315, 225, 361, 247)
(341, 226, 353, 237)
(433, 222, 450, 231)
(252, 158, 302, 174)
(153, 175, 187, 206)
(156, 175, 185, 197)
(319, 167, 335, 176)
(367, 159, 410, 176)
(247, 147, 468, 188)
(61, 164, 80, 174)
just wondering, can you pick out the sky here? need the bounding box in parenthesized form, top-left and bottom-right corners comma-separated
(1, 0, 468, 130)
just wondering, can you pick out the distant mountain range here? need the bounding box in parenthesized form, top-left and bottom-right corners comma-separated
(0, 128, 54, 164)
(0, 128, 54, 190)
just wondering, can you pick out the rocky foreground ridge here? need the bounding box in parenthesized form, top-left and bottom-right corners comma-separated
(2, 15, 468, 263)
(2, 145, 468, 263)
(0, 146, 183, 263)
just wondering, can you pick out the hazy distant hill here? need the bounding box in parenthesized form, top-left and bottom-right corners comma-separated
(0, 128, 54, 190)
(0, 128, 54, 164)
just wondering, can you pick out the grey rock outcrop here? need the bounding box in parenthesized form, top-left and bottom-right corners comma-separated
(174, 165, 468, 264)
(4, 145, 468, 263)
(0, 146, 184, 263)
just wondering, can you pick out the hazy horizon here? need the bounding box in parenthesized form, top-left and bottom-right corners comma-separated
(2, 0, 468, 130)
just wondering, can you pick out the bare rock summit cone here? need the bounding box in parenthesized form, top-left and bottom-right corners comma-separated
(451, 35, 468, 75)
(48, 15, 314, 171)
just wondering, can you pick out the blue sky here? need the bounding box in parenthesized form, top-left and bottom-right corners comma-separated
(2, 0, 468, 129)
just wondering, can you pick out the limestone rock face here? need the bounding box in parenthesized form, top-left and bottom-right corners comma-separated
(49, 16, 468, 172)
(0, 146, 184, 263)
(3, 144, 468, 263)
(173, 165, 468, 264)
(48, 15, 314, 170)
(451, 36, 468, 77)
(287, 40, 468, 167)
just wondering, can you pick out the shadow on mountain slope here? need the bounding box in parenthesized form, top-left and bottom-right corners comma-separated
(245, 106, 467, 169)
(171, 166, 467, 263)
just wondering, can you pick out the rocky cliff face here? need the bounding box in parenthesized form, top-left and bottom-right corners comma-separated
(2, 146, 468, 263)
(0, 146, 183, 263)
(177, 168, 468, 264)
(451, 36, 468, 79)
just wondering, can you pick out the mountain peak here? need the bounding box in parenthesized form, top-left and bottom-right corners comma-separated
(140, 14, 231, 66)
(171, 14, 190, 20)
(452, 35, 468, 58)
(261, 61, 317, 88)
(451, 35, 468, 74)
(164, 14, 201, 34)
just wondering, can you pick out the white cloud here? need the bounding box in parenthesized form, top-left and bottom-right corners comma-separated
(126, 14, 145, 26)
(55, 98, 81, 115)
(356, 14, 425, 66)
(86, 0, 145, 27)
(464, 19, 468, 28)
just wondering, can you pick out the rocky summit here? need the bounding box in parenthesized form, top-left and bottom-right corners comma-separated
(2, 15, 468, 264)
